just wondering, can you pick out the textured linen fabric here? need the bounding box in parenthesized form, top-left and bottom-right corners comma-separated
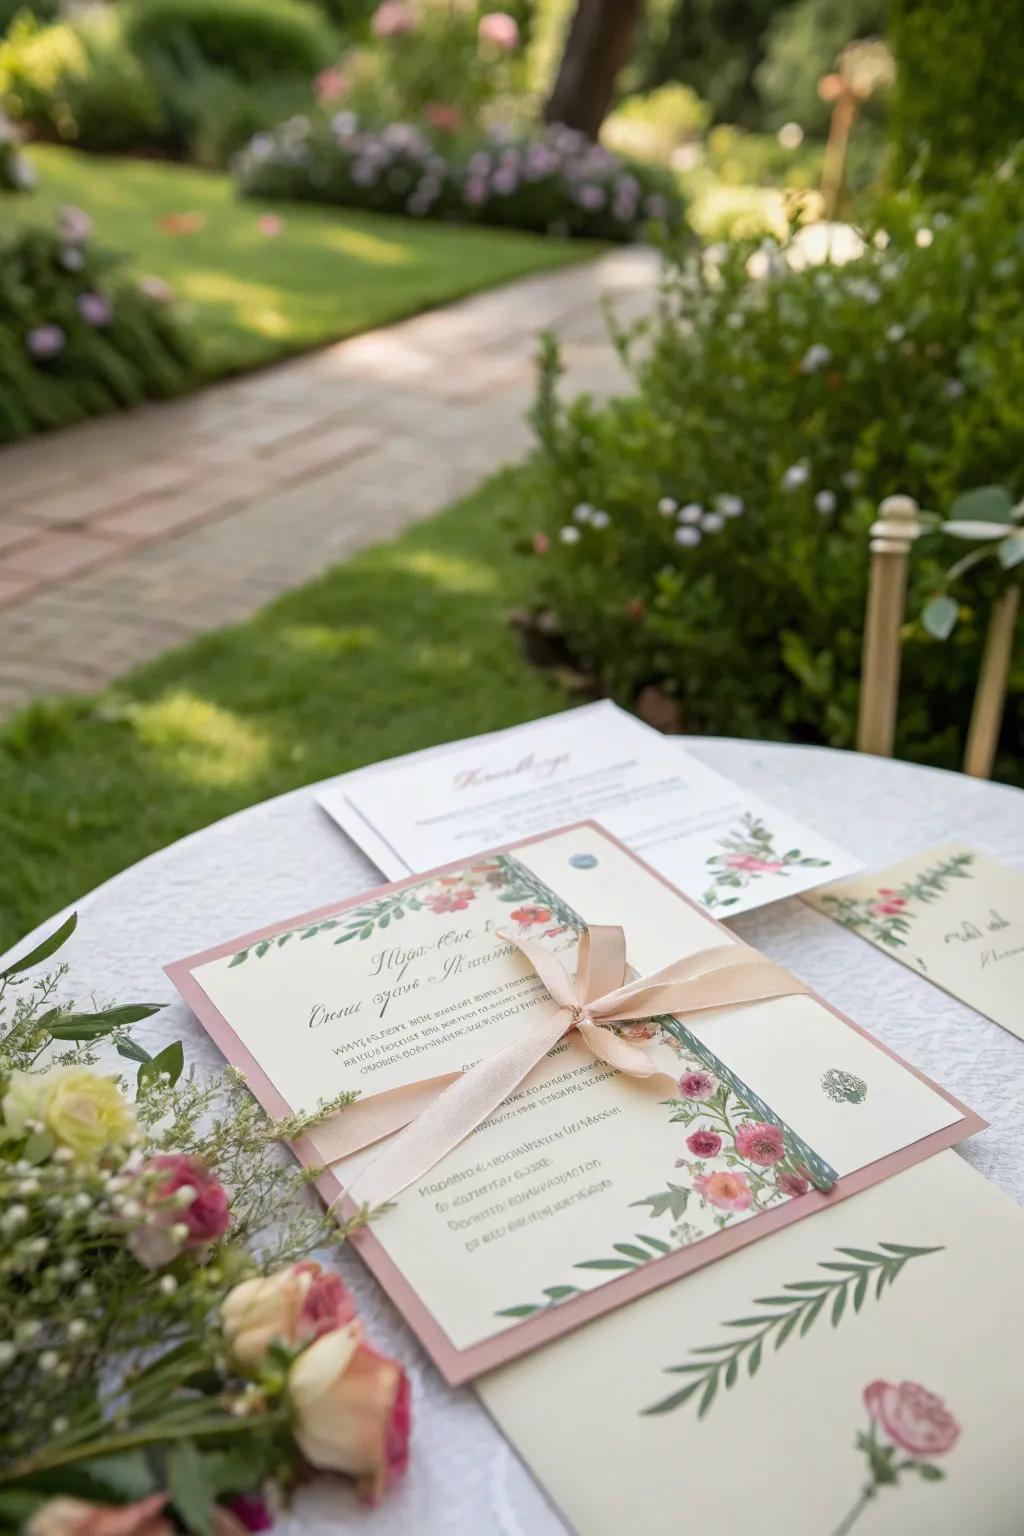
(3, 741, 1021, 1534)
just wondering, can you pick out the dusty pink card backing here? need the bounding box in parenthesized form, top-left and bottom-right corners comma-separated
(166, 820, 984, 1385)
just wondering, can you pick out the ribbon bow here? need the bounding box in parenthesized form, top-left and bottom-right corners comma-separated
(339, 925, 811, 1211)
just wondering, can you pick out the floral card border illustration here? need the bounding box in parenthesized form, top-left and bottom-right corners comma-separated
(704, 812, 832, 910)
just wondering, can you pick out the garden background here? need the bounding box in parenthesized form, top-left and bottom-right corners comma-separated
(1, 0, 1022, 950)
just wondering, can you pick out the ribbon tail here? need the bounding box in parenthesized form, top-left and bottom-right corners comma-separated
(343, 1004, 571, 1210)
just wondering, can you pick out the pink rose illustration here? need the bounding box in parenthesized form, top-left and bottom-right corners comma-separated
(832, 1380, 960, 1534)
(686, 1129, 722, 1158)
(864, 1380, 960, 1457)
(678, 1070, 716, 1099)
(694, 1169, 752, 1212)
(871, 887, 909, 917)
(723, 853, 784, 873)
(735, 1120, 785, 1166)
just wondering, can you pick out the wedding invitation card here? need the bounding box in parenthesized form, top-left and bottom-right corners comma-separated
(167, 823, 980, 1384)
(478, 1151, 1024, 1536)
(805, 842, 1024, 1042)
(316, 701, 861, 915)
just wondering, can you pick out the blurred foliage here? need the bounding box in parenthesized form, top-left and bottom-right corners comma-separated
(888, 0, 1024, 191)
(0, 0, 56, 37)
(0, 217, 195, 441)
(1, 9, 166, 153)
(125, 0, 336, 84)
(0, 0, 334, 164)
(341, 0, 526, 134)
(756, 0, 886, 134)
(602, 82, 710, 164)
(512, 149, 1024, 780)
(633, 0, 797, 127)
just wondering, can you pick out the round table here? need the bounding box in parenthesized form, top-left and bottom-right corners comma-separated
(6, 740, 1022, 1535)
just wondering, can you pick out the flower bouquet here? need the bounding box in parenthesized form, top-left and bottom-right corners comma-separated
(0, 914, 409, 1533)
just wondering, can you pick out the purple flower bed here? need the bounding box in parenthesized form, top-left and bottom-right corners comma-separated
(1, 211, 195, 442)
(234, 114, 686, 242)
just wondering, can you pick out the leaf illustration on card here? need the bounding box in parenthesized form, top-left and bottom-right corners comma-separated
(642, 1241, 943, 1420)
(815, 852, 975, 950)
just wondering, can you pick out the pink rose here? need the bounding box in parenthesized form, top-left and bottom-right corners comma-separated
(864, 1380, 960, 1458)
(777, 1169, 809, 1197)
(693, 1169, 752, 1212)
(686, 1129, 722, 1157)
(678, 1070, 716, 1099)
(128, 1154, 229, 1268)
(315, 67, 347, 103)
(372, 1, 414, 37)
(289, 1323, 411, 1504)
(27, 1494, 172, 1536)
(478, 11, 519, 50)
(425, 101, 463, 134)
(509, 904, 552, 928)
(735, 1120, 785, 1166)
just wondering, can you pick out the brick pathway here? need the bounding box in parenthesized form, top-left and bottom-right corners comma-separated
(0, 247, 657, 712)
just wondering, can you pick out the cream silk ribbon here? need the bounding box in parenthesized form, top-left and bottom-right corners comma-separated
(333, 925, 812, 1211)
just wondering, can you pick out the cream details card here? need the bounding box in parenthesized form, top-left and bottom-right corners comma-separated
(478, 1152, 1024, 1536)
(167, 824, 980, 1384)
(316, 700, 860, 915)
(805, 842, 1024, 1042)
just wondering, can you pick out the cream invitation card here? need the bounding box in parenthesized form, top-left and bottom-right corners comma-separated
(805, 843, 1024, 1042)
(168, 823, 980, 1384)
(478, 1151, 1024, 1536)
(316, 700, 860, 915)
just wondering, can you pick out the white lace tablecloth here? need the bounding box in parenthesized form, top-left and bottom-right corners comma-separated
(5, 740, 1022, 1535)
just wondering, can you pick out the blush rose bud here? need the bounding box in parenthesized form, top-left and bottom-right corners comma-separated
(289, 1323, 411, 1504)
(221, 1261, 356, 1370)
(127, 1154, 230, 1269)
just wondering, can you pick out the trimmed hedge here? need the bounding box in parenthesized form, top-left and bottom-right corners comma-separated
(0, 217, 195, 443)
(235, 115, 686, 241)
(888, 0, 1024, 191)
(124, 0, 335, 84)
(0, 0, 334, 164)
(513, 152, 1024, 781)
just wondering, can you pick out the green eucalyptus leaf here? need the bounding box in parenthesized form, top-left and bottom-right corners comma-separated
(949, 485, 1014, 523)
(922, 594, 959, 640)
(997, 533, 1024, 569)
(138, 1040, 185, 1088)
(117, 1039, 154, 1065)
(941, 519, 1012, 541)
(166, 1440, 214, 1536)
(1, 912, 78, 980)
(48, 1004, 164, 1041)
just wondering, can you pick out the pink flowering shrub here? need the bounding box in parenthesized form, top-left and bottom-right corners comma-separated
(1, 217, 193, 443)
(234, 115, 684, 242)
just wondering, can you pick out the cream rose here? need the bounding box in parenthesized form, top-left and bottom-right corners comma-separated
(289, 1323, 411, 1504)
(2, 1068, 135, 1161)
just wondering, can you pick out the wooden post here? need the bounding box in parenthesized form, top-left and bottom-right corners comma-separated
(857, 495, 922, 758)
(963, 584, 1020, 779)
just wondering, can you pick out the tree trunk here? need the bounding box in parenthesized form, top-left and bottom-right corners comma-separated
(544, 0, 645, 139)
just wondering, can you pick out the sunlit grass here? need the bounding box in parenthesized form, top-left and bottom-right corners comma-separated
(11, 146, 599, 377)
(0, 465, 568, 948)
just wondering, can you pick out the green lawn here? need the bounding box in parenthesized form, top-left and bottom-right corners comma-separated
(0, 466, 569, 950)
(15, 146, 598, 377)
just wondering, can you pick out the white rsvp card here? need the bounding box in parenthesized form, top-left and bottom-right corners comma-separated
(168, 823, 979, 1384)
(317, 701, 860, 917)
(805, 842, 1024, 1043)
